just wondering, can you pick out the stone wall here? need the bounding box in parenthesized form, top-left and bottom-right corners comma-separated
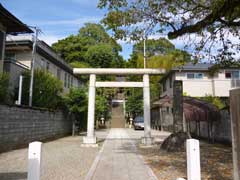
(189, 110, 232, 143)
(151, 106, 174, 132)
(151, 106, 231, 143)
(0, 104, 72, 152)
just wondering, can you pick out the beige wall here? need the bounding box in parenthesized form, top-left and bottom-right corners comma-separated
(182, 80, 213, 96)
(9, 49, 79, 93)
(162, 70, 240, 97)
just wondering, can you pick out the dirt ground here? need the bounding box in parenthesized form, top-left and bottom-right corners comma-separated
(138, 141, 233, 180)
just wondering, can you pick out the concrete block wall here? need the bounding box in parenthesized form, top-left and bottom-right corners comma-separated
(0, 104, 72, 152)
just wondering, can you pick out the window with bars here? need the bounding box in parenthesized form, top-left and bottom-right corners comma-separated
(46, 62, 50, 71)
(225, 71, 240, 79)
(71, 77, 73, 87)
(57, 68, 61, 80)
(67, 74, 70, 88)
(187, 73, 203, 79)
(64, 73, 67, 88)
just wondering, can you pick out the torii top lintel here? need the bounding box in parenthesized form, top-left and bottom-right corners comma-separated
(73, 68, 165, 75)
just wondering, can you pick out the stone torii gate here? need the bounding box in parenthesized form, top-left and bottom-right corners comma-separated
(73, 68, 165, 145)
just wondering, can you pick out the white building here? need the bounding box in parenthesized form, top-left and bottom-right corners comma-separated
(5, 35, 81, 93)
(161, 63, 240, 97)
(0, 3, 32, 73)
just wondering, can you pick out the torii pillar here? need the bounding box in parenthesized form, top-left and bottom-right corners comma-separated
(142, 74, 153, 145)
(73, 68, 165, 145)
(83, 74, 97, 144)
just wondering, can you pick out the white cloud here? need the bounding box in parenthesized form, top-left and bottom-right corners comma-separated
(39, 34, 64, 45)
(36, 17, 101, 26)
(68, 0, 99, 6)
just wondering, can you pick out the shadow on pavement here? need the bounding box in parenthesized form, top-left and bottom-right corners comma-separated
(0, 172, 27, 180)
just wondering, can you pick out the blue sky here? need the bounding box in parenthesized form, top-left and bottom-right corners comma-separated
(1, 0, 134, 60)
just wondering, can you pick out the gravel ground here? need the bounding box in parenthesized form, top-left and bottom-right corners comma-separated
(1, 128, 232, 180)
(0, 129, 109, 180)
(138, 140, 233, 180)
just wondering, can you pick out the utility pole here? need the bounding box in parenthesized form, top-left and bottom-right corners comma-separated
(143, 30, 146, 69)
(29, 27, 39, 107)
(143, 12, 161, 69)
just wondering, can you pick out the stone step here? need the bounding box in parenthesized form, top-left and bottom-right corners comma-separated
(111, 103, 125, 128)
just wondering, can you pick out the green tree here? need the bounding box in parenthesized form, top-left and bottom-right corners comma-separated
(52, 35, 87, 63)
(126, 38, 191, 103)
(125, 88, 143, 118)
(52, 23, 126, 118)
(200, 95, 226, 110)
(64, 88, 87, 113)
(95, 94, 111, 121)
(52, 23, 124, 67)
(127, 38, 191, 69)
(85, 44, 114, 68)
(64, 88, 88, 131)
(98, 0, 240, 63)
(133, 38, 175, 57)
(22, 69, 63, 109)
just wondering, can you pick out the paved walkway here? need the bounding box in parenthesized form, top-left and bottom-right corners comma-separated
(0, 128, 170, 180)
(86, 128, 159, 180)
(0, 130, 108, 180)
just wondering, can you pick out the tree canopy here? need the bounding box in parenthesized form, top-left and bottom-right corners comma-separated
(98, 0, 240, 63)
(125, 88, 143, 118)
(128, 38, 191, 69)
(133, 38, 175, 57)
(52, 23, 124, 68)
(126, 38, 191, 105)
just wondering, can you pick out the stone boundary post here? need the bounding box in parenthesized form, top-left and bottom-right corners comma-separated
(230, 88, 240, 180)
(186, 139, 201, 180)
(27, 141, 42, 180)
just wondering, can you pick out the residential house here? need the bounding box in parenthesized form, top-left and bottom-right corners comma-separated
(161, 63, 240, 98)
(5, 35, 81, 93)
(0, 3, 32, 73)
(151, 63, 239, 142)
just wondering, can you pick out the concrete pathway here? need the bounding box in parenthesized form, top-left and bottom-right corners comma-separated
(0, 130, 109, 180)
(86, 128, 158, 180)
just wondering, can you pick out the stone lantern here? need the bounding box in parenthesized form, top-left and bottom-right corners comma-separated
(100, 116, 105, 125)
(129, 117, 133, 128)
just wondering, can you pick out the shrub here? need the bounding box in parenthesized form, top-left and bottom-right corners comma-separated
(22, 69, 63, 109)
(95, 95, 110, 120)
(200, 95, 225, 110)
(0, 72, 9, 103)
(64, 88, 87, 113)
(64, 88, 88, 131)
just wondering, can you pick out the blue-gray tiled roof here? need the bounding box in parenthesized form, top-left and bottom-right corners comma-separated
(172, 63, 214, 71)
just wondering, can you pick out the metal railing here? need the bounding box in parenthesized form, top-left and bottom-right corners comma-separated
(4, 58, 30, 70)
